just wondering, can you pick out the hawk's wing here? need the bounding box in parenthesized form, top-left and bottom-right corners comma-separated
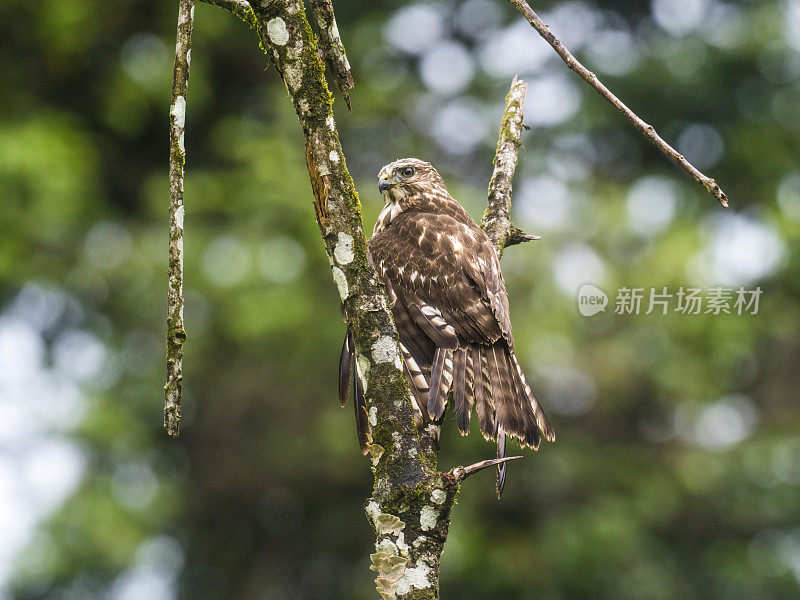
(369, 211, 513, 350)
(369, 208, 554, 457)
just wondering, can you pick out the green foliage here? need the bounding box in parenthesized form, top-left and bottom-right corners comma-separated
(1, 1, 799, 599)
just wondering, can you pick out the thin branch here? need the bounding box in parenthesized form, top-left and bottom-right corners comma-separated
(508, 228, 540, 246)
(165, 0, 195, 437)
(482, 75, 536, 257)
(449, 456, 523, 481)
(310, 0, 354, 109)
(506, 0, 729, 208)
(200, 0, 257, 27)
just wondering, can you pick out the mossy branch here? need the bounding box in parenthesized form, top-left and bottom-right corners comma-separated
(310, 0, 354, 109)
(165, 0, 194, 437)
(506, 0, 729, 208)
(482, 75, 537, 258)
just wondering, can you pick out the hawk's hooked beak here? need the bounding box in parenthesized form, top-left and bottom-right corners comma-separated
(378, 179, 391, 193)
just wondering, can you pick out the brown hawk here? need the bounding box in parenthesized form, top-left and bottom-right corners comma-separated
(339, 158, 554, 493)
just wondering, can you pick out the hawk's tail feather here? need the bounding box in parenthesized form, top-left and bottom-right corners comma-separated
(442, 350, 454, 403)
(400, 342, 430, 424)
(509, 351, 555, 443)
(339, 326, 353, 407)
(340, 325, 371, 454)
(453, 347, 470, 435)
(353, 361, 370, 455)
(504, 347, 541, 449)
(465, 343, 552, 451)
(474, 346, 496, 440)
(427, 347, 453, 420)
(489, 345, 524, 444)
(464, 348, 476, 427)
(496, 430, 507, 498)
(428, 347, 445, 419)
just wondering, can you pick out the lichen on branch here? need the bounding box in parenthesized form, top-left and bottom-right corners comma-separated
(482, 75, 537, 257)
(310, 0, 354, 109)
(165, 0, 194, 437)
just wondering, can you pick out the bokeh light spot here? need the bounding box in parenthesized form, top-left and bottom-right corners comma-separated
(626, 176, 679, 236)
(384, 4, 444, 56)
(257, 236, 307, 284)
(203, 236, 250, 288)
(652, 0, 709, 36)
(121, 33, 170, 87)
(552, 243, 605, 296)
(419, 41, 475, 95)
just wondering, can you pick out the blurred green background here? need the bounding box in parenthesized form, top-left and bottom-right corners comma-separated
(1, 0, 799, 598)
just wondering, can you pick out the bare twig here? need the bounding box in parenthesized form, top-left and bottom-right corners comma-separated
(165, 0, 195, 437)
(310, 0, 354, 109)
(449, 456, 523, 481)
(506, 0, 729, 208)
(482, 75, 538, 257)
(508, 228, 540, 246)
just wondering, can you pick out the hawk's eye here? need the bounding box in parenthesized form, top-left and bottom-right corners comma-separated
(400, 166, 415, 178)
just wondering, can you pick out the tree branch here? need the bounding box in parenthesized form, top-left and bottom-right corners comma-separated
(164, 0, 194, 437)
(482, 75, 537, 258)
(245, 0, 427, 477)
(310, 0, 354, 109)
(449, 455, 523, 481)
(506, 0, 729, 208)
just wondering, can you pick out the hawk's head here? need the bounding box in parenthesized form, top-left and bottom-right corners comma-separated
(374, 158, 449, 234)
(378, 158, 446, 202)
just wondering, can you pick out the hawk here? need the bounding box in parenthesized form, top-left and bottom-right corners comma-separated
(339, 158, 554, 493)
